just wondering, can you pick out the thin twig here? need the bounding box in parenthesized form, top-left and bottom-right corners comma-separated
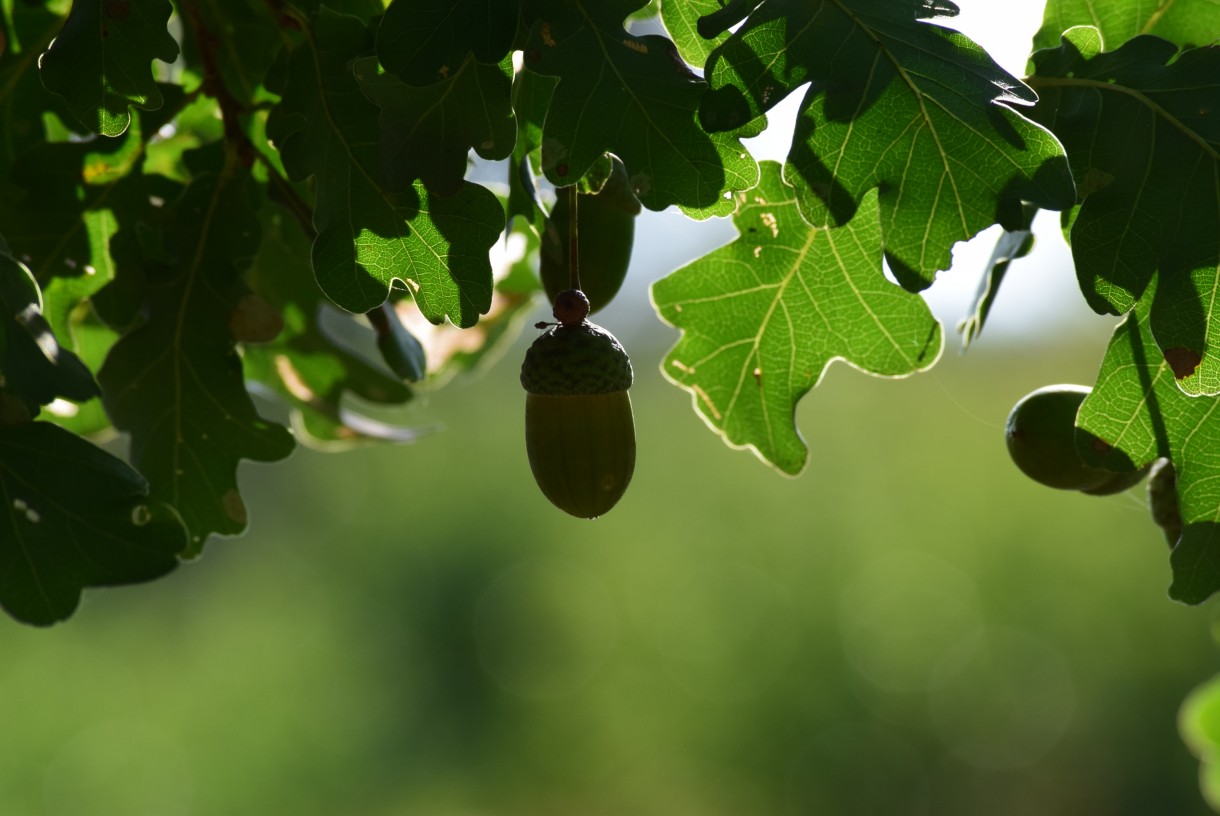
(566, 185, 580, 291)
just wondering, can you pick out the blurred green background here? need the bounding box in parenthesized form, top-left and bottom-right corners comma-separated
(3, 298, 1219, 814)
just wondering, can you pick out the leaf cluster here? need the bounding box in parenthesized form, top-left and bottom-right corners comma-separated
(0, 0, 1218, 624)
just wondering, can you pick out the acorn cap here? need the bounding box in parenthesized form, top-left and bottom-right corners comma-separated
(521, 321, 633, 395)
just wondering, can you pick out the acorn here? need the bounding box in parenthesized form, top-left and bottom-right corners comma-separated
(540, 156, 639, 314)
(1005, 384, 1149, 493)
(521, 289, 636, 518)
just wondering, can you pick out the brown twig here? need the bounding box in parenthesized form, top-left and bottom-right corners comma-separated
(177, 0, 255, 168)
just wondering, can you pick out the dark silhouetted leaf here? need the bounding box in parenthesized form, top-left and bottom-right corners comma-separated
(376, 0, 518, 85)
(184, 0, 282, 108)
(507, 65, 556, 233)
(0, 3, 81, 183)
(0, 421, 184, 626)
(1028, 29, 1220, 395)
(38, 0, 179, 136)
(354, 54, 515, 196)
(0, 238, 99, 412)
(98, 171, 294, 553)
(523, 0, 759, 218)
(267, 8, 502, 322)
(958, 203, 1037, 348)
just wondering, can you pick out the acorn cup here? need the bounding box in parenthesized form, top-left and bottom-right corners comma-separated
(521, 290, 636, 519)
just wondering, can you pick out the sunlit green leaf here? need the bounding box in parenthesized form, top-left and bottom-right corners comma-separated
(38, 0, 180, 136)
(353, 54, 515, 196)
(241, 207, 419, 448)
(1034, 0, 1220, 52)
(523, 0, 759, 218)
(1076, 280, 1220, 604)
(267, 8, 502, 323)
(0, 421, 184, 626)
(1028, 29, 1220, 395)
(651, 162, 942, 474)
(98, 171, 294, 552)
(398, 220, 542, 384)
(659, 0, 747, 68)
(701, 0, 1075, 290)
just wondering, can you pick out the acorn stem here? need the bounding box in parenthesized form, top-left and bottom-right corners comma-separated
(566, 184, 581, 292)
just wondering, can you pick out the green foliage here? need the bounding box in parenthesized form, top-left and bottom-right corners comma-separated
(266, 8, 502, 320)
(38, 0, 179, 136)
(0, 421, 184, 625)
(522, 0, 760, 217)
(96, 170, 295, 553)
(1076, 285, 1220, 604)
(0, 239, 98, 414)
(653, 162, 941, 474)
(240, 209, 419, 446)
(354, 54, 516, 196)
(0, 0, 1216, 655)
(1027, 27, 1220, 394)
(1183, 664, 1220, 812)
(1034, 0, 1220, 52)
(698, 0, 1076, 289)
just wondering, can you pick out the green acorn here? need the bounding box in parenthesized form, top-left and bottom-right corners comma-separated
(540, 156, 639, 314)
(1005, 384, 1149, 493)
(521, 289, 635, 519)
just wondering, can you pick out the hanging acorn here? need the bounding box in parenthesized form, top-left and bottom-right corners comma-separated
(521, 288, 636, 518)
(539, 155, 639, 314)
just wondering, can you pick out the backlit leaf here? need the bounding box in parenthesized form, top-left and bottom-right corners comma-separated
(651, 162, 942, 474)
(241, 207, 420, 448)
(1075, 280, 1220, 604)
(659, 0, 749, 68)
(1034, 0, 1220, 52)
(700, 0, 1075, 290)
